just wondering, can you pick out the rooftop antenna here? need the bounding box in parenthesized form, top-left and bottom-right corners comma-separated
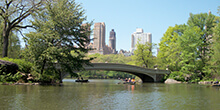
(208, 10, 211, 15)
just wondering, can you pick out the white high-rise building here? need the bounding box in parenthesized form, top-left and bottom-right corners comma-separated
(130, 28, 152, 53)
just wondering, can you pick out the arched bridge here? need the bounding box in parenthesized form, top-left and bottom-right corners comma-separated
(62, 63, 170, 83)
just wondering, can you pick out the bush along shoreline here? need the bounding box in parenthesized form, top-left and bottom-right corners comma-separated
(0, 58, 63, 86)
(164, 71, 220, 85)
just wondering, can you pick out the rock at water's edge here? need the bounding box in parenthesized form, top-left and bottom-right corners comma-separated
(0, 60, 19, 75)
(165, 79, 182, 84)
(198, 81, 212, 84)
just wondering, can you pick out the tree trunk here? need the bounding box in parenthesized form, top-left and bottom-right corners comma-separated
(59, 72, 63, 83)
(40, 59, 46, 75)
(2, 26, 10, 57)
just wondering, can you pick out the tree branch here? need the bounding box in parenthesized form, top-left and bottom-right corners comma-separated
(15, 25, 33, 28)
(16, 29, 25, 38)
(9, 2, 24, 16)
(10, 0, 43, 29)
(0, 6, 5, 18)
(6, 0, 13, 9)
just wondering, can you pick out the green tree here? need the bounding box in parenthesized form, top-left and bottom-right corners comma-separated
(211, 19, 220, 78)
(89, 53, 133, 64)
(0, 0, 43, 57)
(187, 12, 217, 66)
(133, 41, 155, 68)
(187, 13, 219, 80)
(0, 16, 21, 58)
(178, 26, 203, 80)
(0, 30, 21, 58)
(157, 24, 187, 70)
(158, 12, 219, 81)
(6, 33, 21, 58)
(23, 0, 92, 83)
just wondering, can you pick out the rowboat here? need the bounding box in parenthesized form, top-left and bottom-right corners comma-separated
(75, 79, 89, 82)
(123, 82, 136, 85)
(211, 84, 220, 87)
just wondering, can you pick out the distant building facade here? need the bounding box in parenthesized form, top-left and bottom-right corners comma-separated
(88, 22, 117, 55)
(130, 28, 152, 53)
(108, 29, 116, 54)
(119, 49, 133, 57)
(93, 22, 106, 52)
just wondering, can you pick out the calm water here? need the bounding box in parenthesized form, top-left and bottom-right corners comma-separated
(0, 79, 220, 110)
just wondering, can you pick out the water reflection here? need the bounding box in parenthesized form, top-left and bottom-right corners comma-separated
(0, 79, 220, 110)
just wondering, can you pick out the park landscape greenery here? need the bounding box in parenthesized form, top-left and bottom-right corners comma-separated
(0, 0, 220, 84)
(158, 12, 220, 82)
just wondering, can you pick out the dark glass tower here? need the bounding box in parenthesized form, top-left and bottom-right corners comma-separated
(109, 29, 116, 53)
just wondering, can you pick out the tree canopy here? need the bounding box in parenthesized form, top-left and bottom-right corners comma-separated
(132, 41, 155, 68)
(158, 12, 220, 82)
(23, 0, 93, 83)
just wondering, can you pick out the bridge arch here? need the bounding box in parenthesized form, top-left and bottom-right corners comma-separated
(62, 63, 169, 83)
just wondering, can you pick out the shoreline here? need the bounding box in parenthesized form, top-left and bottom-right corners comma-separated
(1, 82, 63, 86)
(1, 79, 219, 86)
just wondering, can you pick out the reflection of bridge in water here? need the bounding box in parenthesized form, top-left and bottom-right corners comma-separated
(62, 63, 170, 83)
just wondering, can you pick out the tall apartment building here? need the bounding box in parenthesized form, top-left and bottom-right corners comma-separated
(88, 22, 117, 55)
(130, 28, 152, 53)
(109, 29, 116, 54)
(93, 22, 106, 51)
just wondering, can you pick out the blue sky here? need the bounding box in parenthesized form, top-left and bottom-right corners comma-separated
(75, 0, 220, 53)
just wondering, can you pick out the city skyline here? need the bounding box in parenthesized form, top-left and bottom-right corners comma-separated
(75, 0, 220, 53)
(88, 22, 116, 55)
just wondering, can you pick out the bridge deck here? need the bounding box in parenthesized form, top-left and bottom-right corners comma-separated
(84, 63, 169, 75)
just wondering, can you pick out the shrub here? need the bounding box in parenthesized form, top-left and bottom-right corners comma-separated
(168, 71, 185, 82)
(0, 72, 22, 82)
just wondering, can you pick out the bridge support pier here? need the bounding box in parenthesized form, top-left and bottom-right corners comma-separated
(136, 74, 165, 83)
(155, 74, 165, 82)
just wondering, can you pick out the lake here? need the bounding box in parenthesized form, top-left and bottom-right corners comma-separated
(0, 79, 220, 110)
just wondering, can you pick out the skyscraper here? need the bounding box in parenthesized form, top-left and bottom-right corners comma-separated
(109, 29, 116, 53)
(88, 22, 117, 55)
(93, 22, 105, 51)
(130, 28, 152, 53)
